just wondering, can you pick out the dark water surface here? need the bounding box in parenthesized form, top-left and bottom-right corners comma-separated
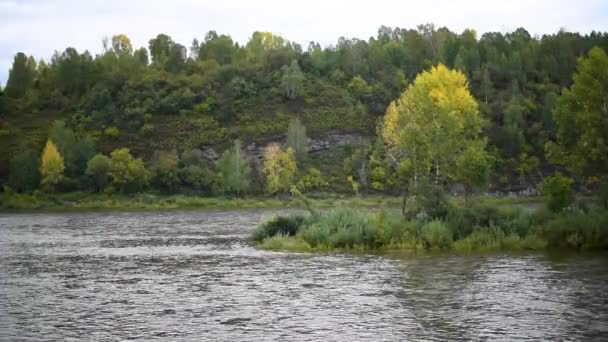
(1, 210, 607, 341)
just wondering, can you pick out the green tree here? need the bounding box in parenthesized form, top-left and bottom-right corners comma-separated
(86, 154, 111, 192)
(286, 117, 307, 165)
(40, 140, 65, 192)
(454, 139, 492, 207)
(382, 64, 484, 211)
(546, 47, 608, 181)
(540, 173, 574, 212)
(49, 121, 95, 178)
(5, 53, 35, 98)
(150, 150, 180, 193)
(109, 148, 146, 192)
(9, 150, 40, 192)
(216, 140, 251, 196)
(262, 144, 297, 194)
(281, 60, 304, 99)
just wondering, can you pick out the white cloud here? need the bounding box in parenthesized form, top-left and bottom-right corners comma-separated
(1, 0, 607, 84)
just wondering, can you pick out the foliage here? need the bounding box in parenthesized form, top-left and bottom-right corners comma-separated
(5, 53, 35, 98)
(252, 215, 307, 242)
(85, 154, 111, 192)
(150, 150, 180, 193)
(2, 28, 608, 197)
(546, 47, 608, 177)
(40, 139, 65, 192)
(382, 64, 485, 210)
(216, 140, 251, 196)
(281, 60, 305, 99)
(262, 144, 297, 194)
(297, 168, 328, 192)
(8, 150, 40, 192)
(415, 178, 452, 219)
(104, 127, 120, 138)
(109, 148, 146, 192)
(286, 117, 307, 165)
(454, 139, 492, 206)
(419, 220, 452, 249)
(540, 173, 575, 212)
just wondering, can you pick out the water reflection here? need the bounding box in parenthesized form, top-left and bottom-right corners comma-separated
(0, 210, 607, 341)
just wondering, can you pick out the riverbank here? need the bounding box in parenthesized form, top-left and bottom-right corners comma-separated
(0, 191, 544, 212)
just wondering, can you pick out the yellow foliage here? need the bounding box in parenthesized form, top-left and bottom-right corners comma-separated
(40, 139, 64, 190)
(262, 144, 297, 194)
(382, 64, 483, 181)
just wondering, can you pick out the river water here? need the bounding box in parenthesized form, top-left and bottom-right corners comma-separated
(0, 210, 607, 341)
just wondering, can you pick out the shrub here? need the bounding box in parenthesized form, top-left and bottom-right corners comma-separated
(540, 173, 574, 212)
(9, 150, 40, 193)
(370, 210, 417, 248)
(139, 123, 154, 136)
(299, 208, 374, 248)
(419, 220, 452, 249)
(541, 210, 608, 250)
(415, 179, 451, 219)
(252, 215, 307, 242)
(104, 127, 120, 138)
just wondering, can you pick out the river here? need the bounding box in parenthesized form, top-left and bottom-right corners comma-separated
(0, 210, 607, 341)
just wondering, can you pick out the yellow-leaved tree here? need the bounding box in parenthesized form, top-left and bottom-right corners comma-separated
(382, 64, 488, 211)
(262, 144, 297, 195)
(40, 139, 65, 192)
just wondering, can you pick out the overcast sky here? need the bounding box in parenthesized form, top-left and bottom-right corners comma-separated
(1, 0, 607, 85)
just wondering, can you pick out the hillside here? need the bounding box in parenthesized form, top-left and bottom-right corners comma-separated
(1, 25, 608, 195)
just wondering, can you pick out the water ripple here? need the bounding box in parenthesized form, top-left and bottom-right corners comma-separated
(0, 210, 607, 341)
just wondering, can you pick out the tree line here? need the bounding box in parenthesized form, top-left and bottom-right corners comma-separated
(1, 25, 607, 199)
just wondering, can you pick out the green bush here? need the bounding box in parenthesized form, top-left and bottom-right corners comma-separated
(104, 126, 120, 138)
(540, 173, 574, 212)
(299, 208, 375, 248)
(541, 210, 608, 250)
(419, 220, 452, 249)
(415, 179, 451, 219)
(252, 214, 307, 242)
(370, 210, 417, 248)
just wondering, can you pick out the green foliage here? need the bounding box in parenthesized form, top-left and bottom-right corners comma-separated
(415, 178, 451, 219)
(2, 27, 608, 196)
(5, 53, 35, 98)
(8, 150, 40, 192)
(419, 220, 453, 249)
(297, 168, 328, 192)
(540, 173, 575, 212)
(286, 117, 307, 165)
(104, 127, 120, 138)
(299, 208, 375, 249)
(86, 154, 111, 192)
(150, 150, 180, 193)
(281, 60, 304, 99)
(216, 140, 251, 196)
(109, 148, 146, 192)
(252, 215, 307, 242)
(454, 139, 492, 206)
(547, 47, 608, 176)
(541, 210, 608, 250)
(178, 165, 217, 194)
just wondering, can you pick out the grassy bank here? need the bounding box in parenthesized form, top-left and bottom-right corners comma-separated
(0, 190, 546, 212)
(252, 203, 608, 253)
(0, 191, 409, 211)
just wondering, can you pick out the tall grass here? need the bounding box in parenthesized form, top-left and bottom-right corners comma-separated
(254, 203, 608, 253)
